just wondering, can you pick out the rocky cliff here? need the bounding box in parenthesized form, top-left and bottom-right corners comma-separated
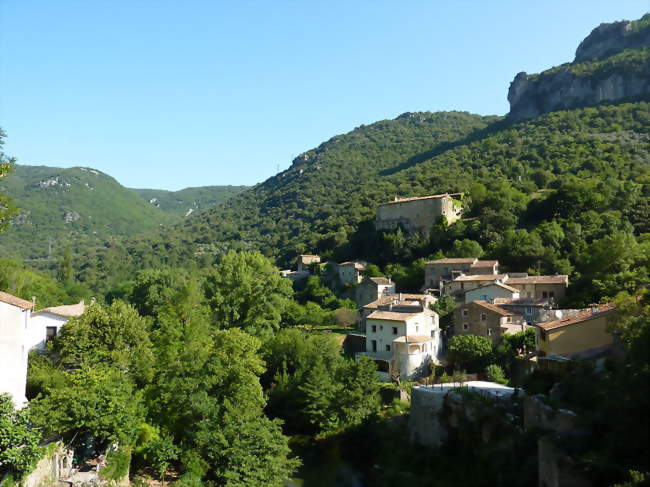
(508, 15, 650, 122)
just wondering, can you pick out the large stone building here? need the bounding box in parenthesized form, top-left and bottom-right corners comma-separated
(453, 300, 527, 345)
(424, 257, 499, 290)
(337, 261, 366, 285)
(375, 193, 463, 234)
(506, 275, 569, 300)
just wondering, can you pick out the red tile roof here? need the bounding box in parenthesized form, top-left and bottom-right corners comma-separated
(537, 304, 615, 331)
(0, 291, 34, 310)
(507, 275, 569, 285)
(426, 257, 477, 265)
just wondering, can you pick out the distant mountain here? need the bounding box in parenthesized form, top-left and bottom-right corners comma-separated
(508, 14, 650, 121)
(131, 185, 248, 218)
(0, 165, 176, 260)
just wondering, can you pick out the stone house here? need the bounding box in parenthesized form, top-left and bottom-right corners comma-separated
(506, 275, 569, 300)
(424, 257, 499, 290)
(534, 304, 616, 359)
(337, 261, 366, 285)
(453, 300, 526, 345)
(464, 282, 520, 303)
(295, 254, 321, 272)
(357, 293, 440, 380)
(375, 193, 463, 234)
(28, 301, 85, 352)
(355, 276, 396, 307)
(0, 291, 34, 406)
(492, 297, 554, 324)
(443, 274, 510, 300)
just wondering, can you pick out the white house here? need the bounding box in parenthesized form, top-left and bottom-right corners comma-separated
(29, 301, 85, 352)
(0, 291, 34, 406)
(358, 294, 440, 381)
(464, 282, 520, 303)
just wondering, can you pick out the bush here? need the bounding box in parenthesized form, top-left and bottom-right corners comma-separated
(485, 364, 507, 384)
(447, 335, 492, 372)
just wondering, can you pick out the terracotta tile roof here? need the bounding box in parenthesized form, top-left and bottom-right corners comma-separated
(33, 301, 85, 318)
(507, 275, 569, 285)
(367, 311, 420, 322)
(0, 291, 34, 310)
(537, 304, 615, 331)
(454, 274, 508, 282)
(364, 294, 428, 309)
(393, 335, 434, 343)
(378, 193, 461, 206)
(466, 300, 520, 317)
(426, 257, 477, 265)
(470, 282, 520, 293)
(339, 261, 366, 270)
(493, 297, 551, 306)
(471, 260, 498, 267)
(369, 277, 392, 285)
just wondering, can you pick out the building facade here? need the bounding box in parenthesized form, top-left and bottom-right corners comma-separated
(424, 257, 499, 290)
(337, 261, 366, 285)
(453, 300, 525, 345)
(0, 291, 35, 406)
(355, 277, 396, 308)
(506, 275, 569, 300)
(376, 193, 463, 234)
(28, 301, 86, 352)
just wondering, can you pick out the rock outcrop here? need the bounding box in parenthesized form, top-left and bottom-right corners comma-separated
(508, 15, 650, 122)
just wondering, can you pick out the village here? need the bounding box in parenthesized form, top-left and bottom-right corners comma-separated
(0, 192, 629, 487)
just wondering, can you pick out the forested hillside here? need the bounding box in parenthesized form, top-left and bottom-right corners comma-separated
(70, 102, 650, 306)
(131, 185, 248, 218)
(0, 165, 174, 259)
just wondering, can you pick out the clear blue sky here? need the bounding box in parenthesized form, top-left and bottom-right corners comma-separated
(1, 1, 647, 190)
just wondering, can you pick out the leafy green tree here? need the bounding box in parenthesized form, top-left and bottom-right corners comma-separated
(0, 128, 16, 231)
(447, 335, 492, 373)
(128, 267, 191, 318)
(0, 394, 42, 480)
(433, 294, 456, 329)
(204, 250, 293, 337)
(449, 239, 484, 258)
(485, 364, 507, 384)
(30, 365, 145, 447)
(53, 300, 154, 385)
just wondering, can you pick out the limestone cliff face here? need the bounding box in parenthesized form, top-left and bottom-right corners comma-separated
(507, 15, 650, 122)
(575, 16, 650, 62)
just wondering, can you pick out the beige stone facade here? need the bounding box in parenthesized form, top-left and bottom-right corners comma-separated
(424, 257, 499, 290)
(453, 301, 525, 344)
(376, 193, 462, 234)
(507, 275, 568, 300)
(355, 277, 396, 307)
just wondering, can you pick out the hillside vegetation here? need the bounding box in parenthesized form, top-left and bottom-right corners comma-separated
(131, 185, 248, 218)
(68, 102, 650, 306)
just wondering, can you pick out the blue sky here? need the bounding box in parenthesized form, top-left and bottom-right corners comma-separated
(1, 1, 647, 190)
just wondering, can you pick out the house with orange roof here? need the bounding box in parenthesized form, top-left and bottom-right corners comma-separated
(357, 292, 440, 380)
(454, 300, 528, 345)
(534, 304, 616, 360)
(375, 193, 463, 234)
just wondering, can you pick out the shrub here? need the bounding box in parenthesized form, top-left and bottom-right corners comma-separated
(447, 335, 492, 372)
(485, 364, 507, 384)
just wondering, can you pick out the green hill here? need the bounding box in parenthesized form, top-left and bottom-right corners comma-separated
(0, 165, 175, 259)
(131, 185, 248, 218)
(67, 101, 649, 303)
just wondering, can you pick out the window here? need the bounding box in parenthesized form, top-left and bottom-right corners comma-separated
(549, 291, 555, 298)
(46, 326, 58, 341)
(380, 325, 384, 331)
(385, 344, 391, 352)
(526, 307, 532, 315)
(392, 327, 397, 335)
(371, 340, 377, 352)
(542, 291, 548, 298)
(507, 316, 512, 323)
(462, 309, 468, 317)
(480, 313, 487, 322)
(487, 329, 492, 336)
(463, 323, 469, 330)
(371, 325, 377, 333)
(416, 326, 419, 333)
(481, 295, 488, 301)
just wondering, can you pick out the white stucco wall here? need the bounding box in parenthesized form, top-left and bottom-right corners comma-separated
(465, 285, 519, 303)
(27, 313, 68, 352)
(0, 301, 30, 406)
